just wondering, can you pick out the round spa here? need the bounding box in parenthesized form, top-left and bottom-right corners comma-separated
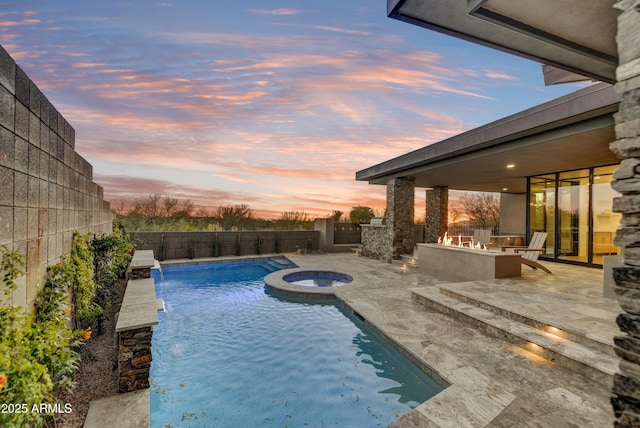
(283, 270, 353, 287)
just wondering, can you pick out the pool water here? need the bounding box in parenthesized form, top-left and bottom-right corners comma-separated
(150, 259, 442, 427)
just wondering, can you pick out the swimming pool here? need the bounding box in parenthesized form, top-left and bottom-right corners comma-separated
(150, 259, 442, 427)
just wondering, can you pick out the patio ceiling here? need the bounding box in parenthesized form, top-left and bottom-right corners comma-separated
(388, 0, 619, 83)
(356, 83, 619, 193)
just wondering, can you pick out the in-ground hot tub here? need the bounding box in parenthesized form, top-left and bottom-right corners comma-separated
(264, 268, 355, 300)
(283, 270, 353, 287)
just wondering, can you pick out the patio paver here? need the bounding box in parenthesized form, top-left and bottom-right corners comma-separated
(282, 253, 619, 427)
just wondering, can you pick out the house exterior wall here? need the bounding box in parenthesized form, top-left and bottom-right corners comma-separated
(0, 45, 114, 311)
(499, 193, 526, 236)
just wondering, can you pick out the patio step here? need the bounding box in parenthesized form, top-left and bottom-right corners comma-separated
(411, 286, 618, 388)
(438, 287, 616, 357)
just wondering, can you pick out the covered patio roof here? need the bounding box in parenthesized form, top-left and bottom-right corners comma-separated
(387, 0, 619, 84)
(356, 83, 619, 193)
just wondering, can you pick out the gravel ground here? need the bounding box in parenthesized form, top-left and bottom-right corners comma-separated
(54, 278, 127, 428)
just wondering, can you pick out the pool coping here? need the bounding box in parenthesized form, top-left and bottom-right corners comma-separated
(264, 267, 357, 300)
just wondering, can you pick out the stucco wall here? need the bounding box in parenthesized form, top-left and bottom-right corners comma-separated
(0, 45, 114, 310)
(499, 193, 526, 236)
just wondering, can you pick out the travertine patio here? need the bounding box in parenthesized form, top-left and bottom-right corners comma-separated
(283, 252, 619, 427)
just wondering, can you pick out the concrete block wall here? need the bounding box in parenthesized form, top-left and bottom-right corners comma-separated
(333, 222, 362, 245)
(0, 45, 114, 310)
(130, 231, 320, 260)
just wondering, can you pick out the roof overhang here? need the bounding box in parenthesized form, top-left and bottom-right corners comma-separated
(388, 0, 619, 83)
(356, 83, 619, 193)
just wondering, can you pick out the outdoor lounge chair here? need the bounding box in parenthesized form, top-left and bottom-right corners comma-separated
(500, 232, 552, 274)
(473, 229, 492, 247)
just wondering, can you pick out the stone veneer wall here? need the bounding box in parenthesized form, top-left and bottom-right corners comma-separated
(361, 225, 392, 262)
(388, 178, 415, 258)
(0, 45, 114, 310)
(361, 178, 415, 262)
(425, 186, 448, 243)
(118, 326, 153, 392)
(610, 1, 640, 425)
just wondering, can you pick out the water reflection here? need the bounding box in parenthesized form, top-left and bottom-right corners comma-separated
(352, 331, 437, 406)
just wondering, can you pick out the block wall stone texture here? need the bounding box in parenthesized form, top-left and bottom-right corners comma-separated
(0, 45, 114, 311)
(425, 186, 448, 243)
(611, 2, 640, 426)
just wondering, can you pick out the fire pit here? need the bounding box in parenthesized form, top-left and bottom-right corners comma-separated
(417, 241, 521, 281)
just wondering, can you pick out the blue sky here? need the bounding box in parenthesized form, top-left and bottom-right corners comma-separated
(0, 1, 589, 218)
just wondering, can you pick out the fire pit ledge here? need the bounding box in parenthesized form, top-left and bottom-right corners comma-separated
(417, 243, 521, 281)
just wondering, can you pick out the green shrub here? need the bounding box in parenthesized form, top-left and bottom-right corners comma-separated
(0, 246, 81, 427)
(89, 219, 134, 333)
(0, 220, 135, 427)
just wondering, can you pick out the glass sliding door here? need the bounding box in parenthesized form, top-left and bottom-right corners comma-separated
(528, 175, 555, 257)
(528, 164, 619, 266)
(557, 169, 590, 263)
(592, 165, 621, 264)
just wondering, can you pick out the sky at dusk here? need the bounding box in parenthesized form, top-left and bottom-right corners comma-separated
(0, 1, 590, 218)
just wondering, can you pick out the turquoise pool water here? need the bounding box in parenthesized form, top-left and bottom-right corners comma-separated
(150, 259, 442, 427)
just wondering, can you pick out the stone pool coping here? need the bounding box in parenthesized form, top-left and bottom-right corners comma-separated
(264, 267, 357, 300)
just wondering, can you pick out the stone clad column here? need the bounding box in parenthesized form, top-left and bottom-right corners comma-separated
(386, 177, 415, 259)
(425, 186, 448, 243)
(610, 1, 640, 426)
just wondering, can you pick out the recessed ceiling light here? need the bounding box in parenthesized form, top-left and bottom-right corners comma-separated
(506, 164, 515, 168)
(502, 187, 508, 191)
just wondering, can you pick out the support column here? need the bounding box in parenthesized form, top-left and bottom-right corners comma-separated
(386, 177, 415, 259)
(425, 186, 448, 243)
(610, 2, 640, 426)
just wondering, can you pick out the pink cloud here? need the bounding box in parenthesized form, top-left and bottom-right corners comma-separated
(247, 8, 303, 16)
(0, 20, 40, 27)
(72, 62, 107, 69)
(484, 70, 519, 81)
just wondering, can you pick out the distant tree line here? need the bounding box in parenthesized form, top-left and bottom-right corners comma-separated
(114, 192, 499, 232)
(450, 192, 500, 233)
(113, 194, 378, 232)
